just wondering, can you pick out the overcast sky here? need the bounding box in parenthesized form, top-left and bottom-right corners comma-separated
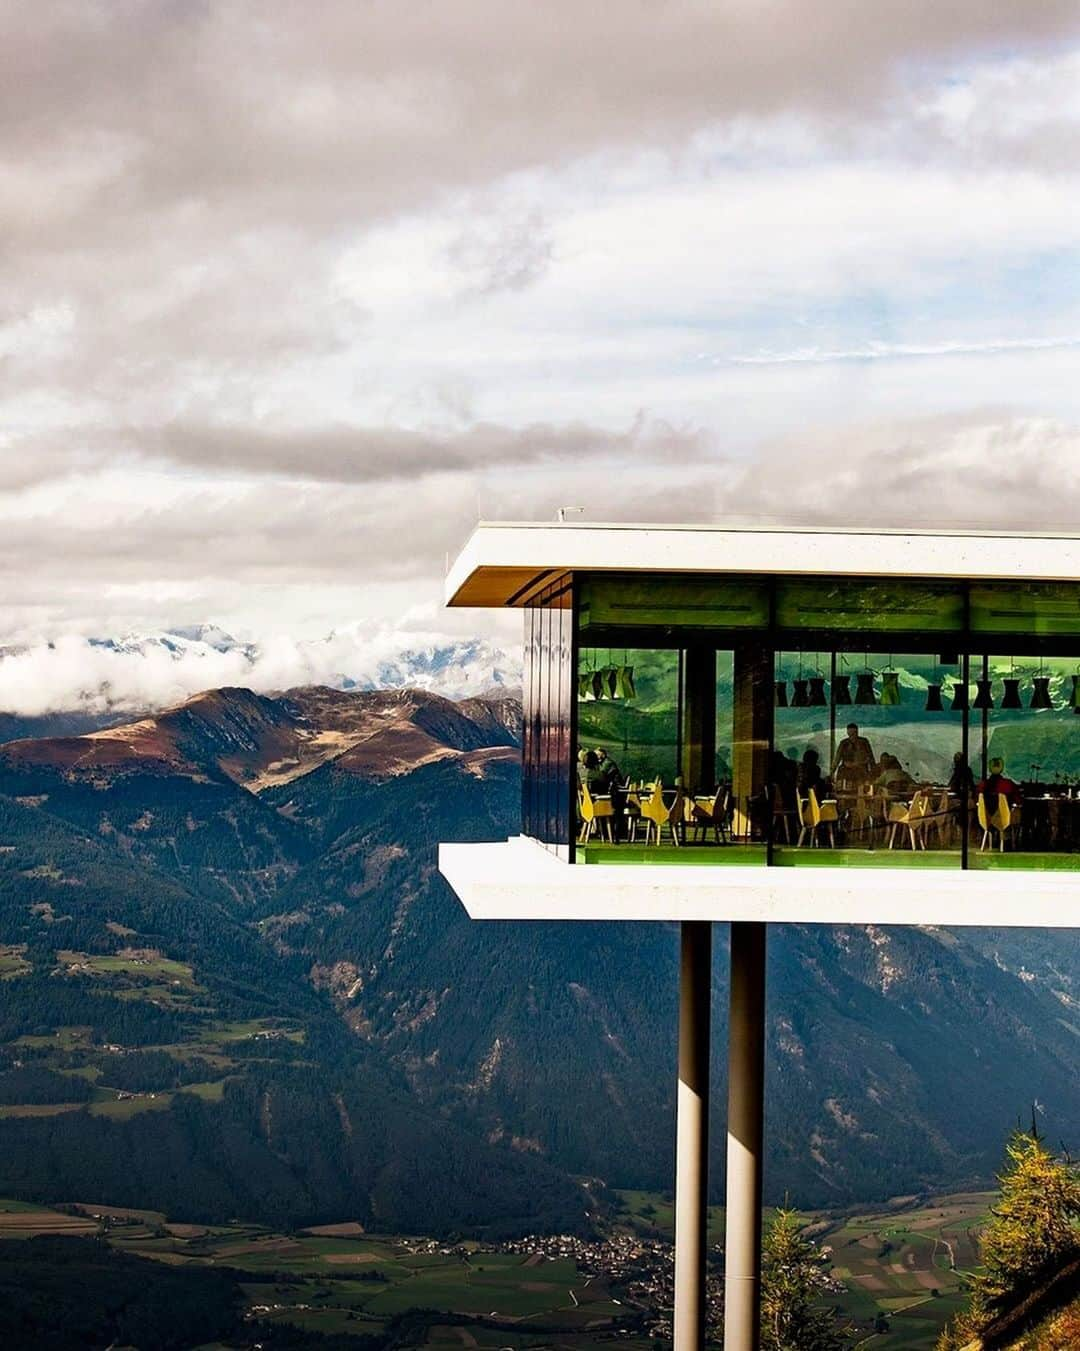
(4, 3, 1080, 710)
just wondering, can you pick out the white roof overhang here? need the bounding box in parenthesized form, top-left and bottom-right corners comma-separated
(445, 523, 1080, 608)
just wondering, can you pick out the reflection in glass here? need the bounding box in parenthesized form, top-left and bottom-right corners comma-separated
(552, 571, 1080, 873)
(521, 580, 572, 857)
(772, 651, 964, 866)
(970, 655, 1080, 870)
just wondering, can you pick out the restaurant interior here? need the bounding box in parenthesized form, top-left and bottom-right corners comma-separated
(563, 572, 1080, 869)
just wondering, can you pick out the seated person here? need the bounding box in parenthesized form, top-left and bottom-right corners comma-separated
(796, 747, 825, 798)
(595, 747, 624, 792)
(978, 757, 1022, 807)
(832, 722, 876, 791)
(874, 753, 915, 797)
(579, 750, 607, 793)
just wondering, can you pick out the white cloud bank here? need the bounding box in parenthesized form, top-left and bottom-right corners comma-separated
(0, 625, 520, 718)
(3, 6, 1080, 712)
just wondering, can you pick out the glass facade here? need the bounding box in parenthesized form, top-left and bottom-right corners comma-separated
(519, 570, 1080, 871)
(521, 576, 573, 858)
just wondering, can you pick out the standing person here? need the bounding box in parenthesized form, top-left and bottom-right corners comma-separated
(596, 747, 627, 841)
(831, 722, 877, 793)
(948, 751, 975, 798)
(948, 751, 976, 843)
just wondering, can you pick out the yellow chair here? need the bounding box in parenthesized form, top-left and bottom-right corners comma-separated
(797, 788, 839, 847)
(578, 783, 615, 843)
(640, 782, 686, 846)
(625, 780, 656, 843)
(978, 792, 1019, 852)
(691, 787, 730, 844)
(887, 791, 930, 851)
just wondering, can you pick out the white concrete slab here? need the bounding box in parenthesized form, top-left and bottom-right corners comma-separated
(445, 522, 1080, 607)
(438, 837, 1080, 927)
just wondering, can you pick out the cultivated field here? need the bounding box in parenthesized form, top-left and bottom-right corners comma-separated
(0, 1190, 990, 1348)
(617, 1188, 991, 1350)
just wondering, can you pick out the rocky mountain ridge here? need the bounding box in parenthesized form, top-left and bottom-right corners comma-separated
(0, 684, 1078, 1220)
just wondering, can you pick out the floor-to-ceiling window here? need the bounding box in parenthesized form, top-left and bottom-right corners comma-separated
(558, 571, 1080, 871)
(574, 574, 770, 862)
(966, 582, 1080, 869)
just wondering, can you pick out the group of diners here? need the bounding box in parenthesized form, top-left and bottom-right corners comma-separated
(771, 722, 1028, 849)
(577, 722, 1044, 851)
(577, 747, 727, 846)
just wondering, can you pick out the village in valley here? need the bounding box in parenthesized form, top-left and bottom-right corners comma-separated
(0, 1188, 988, 1349)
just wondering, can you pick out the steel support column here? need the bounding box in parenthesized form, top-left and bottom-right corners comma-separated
(674, 920, 713, 1350)
(724, 921, 767, 1351)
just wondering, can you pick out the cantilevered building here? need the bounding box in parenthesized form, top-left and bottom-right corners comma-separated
(438, 522, 1079, 1351)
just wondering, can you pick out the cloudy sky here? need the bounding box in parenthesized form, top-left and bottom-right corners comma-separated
(4, 2, 1080, 710)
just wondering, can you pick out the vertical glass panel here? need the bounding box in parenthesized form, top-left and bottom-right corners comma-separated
(521, 606, 536, 840)
(575, 646, 679, 859)
(969, 653, 1080, 871)
(715, 650, 734, 786)
(537, 602, 548, 843)
(575, 643, 768, 862)
(520, 580, 572, 858)
(577, 647, 679, 786)
(726, 643, 771, 863)
(771, 649, 964, 867)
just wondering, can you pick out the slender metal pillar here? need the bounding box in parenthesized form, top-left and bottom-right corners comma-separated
(674, 921, 713, 1350)
(724, 921, 767, 1351)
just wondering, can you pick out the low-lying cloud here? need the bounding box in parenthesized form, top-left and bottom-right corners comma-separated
(0, 624, 520, 719)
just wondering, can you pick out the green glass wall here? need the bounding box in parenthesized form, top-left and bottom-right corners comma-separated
(562, 571, 1080, 870)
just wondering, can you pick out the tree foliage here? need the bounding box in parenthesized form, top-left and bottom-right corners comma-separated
(760, 1208, 848, 1351)
(938, 1128, 1080, 1349)
(977, 1129, 1080, 1303)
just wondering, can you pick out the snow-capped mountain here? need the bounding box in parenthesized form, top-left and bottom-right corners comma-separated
(0, 624, 520, 726)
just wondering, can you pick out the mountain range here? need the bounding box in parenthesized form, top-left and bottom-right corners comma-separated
(0, 684, 1078, 1234)
(0, 625, 520, 739)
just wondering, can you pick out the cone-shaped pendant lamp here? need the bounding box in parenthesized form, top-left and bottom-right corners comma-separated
(1030, 676, 1053, 710)
(775, 680, 789, 708)
(832, 674, 852, 706)
(951, 679, 969, 712)
(925, 683, 944, 712)
(604, 668, 619, 699)
(973, 678, 995, 711)
(591, 670, 605, 701)
(855, 671, 877, 705)
(614, 666, 636, 700)
(808, 676, 827, 707)
(1001, 677, 1023, 710)
(880, 672, 902, 706)
(791, 678, 810, 708)
(579, 673, 595, 701)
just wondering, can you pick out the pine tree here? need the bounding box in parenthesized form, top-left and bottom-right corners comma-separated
(975, 1128, 1080, 1304)
(937, 1126, 1080, 1349)
(760, 1208, 848, 1351)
